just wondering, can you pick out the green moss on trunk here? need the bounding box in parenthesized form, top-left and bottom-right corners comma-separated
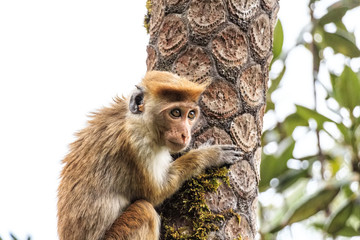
(144, 0, 152, 33)
(159, 167, 230, 240)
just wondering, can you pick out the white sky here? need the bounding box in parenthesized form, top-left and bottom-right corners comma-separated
(0, 1, 359, 240)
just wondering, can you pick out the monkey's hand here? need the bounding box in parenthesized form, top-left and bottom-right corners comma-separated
(203, 144, 243, 167)
(151, 144, 243, 205)
(197, 138, 243, 166)
(197, 138, 243, 164)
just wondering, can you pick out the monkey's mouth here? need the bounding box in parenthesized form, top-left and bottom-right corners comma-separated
(167, 140, 187, 152)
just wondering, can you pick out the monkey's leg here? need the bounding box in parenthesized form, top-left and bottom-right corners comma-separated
(104, 200, 160, 240)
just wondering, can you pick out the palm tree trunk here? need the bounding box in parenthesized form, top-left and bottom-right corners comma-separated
(145, 0, 279, 239)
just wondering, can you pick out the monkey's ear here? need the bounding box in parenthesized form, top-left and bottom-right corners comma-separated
(129, 85, 144, 114)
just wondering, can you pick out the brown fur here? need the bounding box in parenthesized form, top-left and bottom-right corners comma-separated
(141, 71, 208, 103)
(104, 200, 160, 240)
(57, 71, 240, 240)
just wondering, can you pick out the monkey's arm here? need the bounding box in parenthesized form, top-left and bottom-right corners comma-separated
(104, 200, 160, 240)
(152, 145, 241, 206)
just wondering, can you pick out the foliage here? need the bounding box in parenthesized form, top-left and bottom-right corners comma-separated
(0, 234, 31, 240)
(260, 0, 360, 239)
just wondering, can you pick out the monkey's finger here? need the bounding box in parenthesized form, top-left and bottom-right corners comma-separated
(224, 150, 240, 155)
(220, 145, 238, 151)
(233, 155, 242, 161)
(225, 151, 243, 159)
(206, 138, 215, 145)
(223, 148, 244, 157)
(226, 155, 242, 164)
(233, 151, 244, 157)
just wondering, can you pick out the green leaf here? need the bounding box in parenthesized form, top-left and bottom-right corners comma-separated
(336, 122, 352, 144)
(268, 66, 286, 95)
(296, 105, 334, 128)
(282, 112, 309, 135)
(337, 28, 356, 43)
(326, 200, 354, 234)
(333, 66, 360, 111)
(323, 31, 360, 58)
(318, 6, 347, 26)
(259, 138, 295, 192)
(349, 198, 360, 225)
(259, 154, 282, 191)
(273, 20, 284, 60)
(312, 222, 326, 230)
(266, 65, 286, 112)
(269, 186, 340, 233)
(335, 21, 348, 32)
(267, 65, 286, 111)
(286, 186, 340, 225)
(328, 0, 360, 11)
(336, 226, 360, 237)
(314, 41, 322, 72)
(276, 169, 309, 192)
(329, 73, 337, 94)
(328, 156, 342, 177)
(266, 100, 275, 112)
(10, 234, 18, 240)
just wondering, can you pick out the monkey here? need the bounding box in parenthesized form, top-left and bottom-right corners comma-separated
(57, 71, 242, 240)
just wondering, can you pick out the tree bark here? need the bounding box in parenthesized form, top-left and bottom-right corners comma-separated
(145, 0, 279, 239)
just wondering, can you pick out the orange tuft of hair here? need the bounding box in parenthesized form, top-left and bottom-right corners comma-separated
(141, 71, 208, 102)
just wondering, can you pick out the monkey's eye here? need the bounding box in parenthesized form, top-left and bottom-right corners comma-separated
(188, 110, 196, 120)
(170, 109, 181, 118)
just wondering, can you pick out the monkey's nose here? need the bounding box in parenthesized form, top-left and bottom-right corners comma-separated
(181, 134, 187, 143)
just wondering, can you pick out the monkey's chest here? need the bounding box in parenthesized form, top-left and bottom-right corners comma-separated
(147, 149, 172, 185)
(132, 149, 171, 200)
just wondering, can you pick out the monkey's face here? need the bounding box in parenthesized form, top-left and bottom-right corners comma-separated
(159, 102, 199, 152)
